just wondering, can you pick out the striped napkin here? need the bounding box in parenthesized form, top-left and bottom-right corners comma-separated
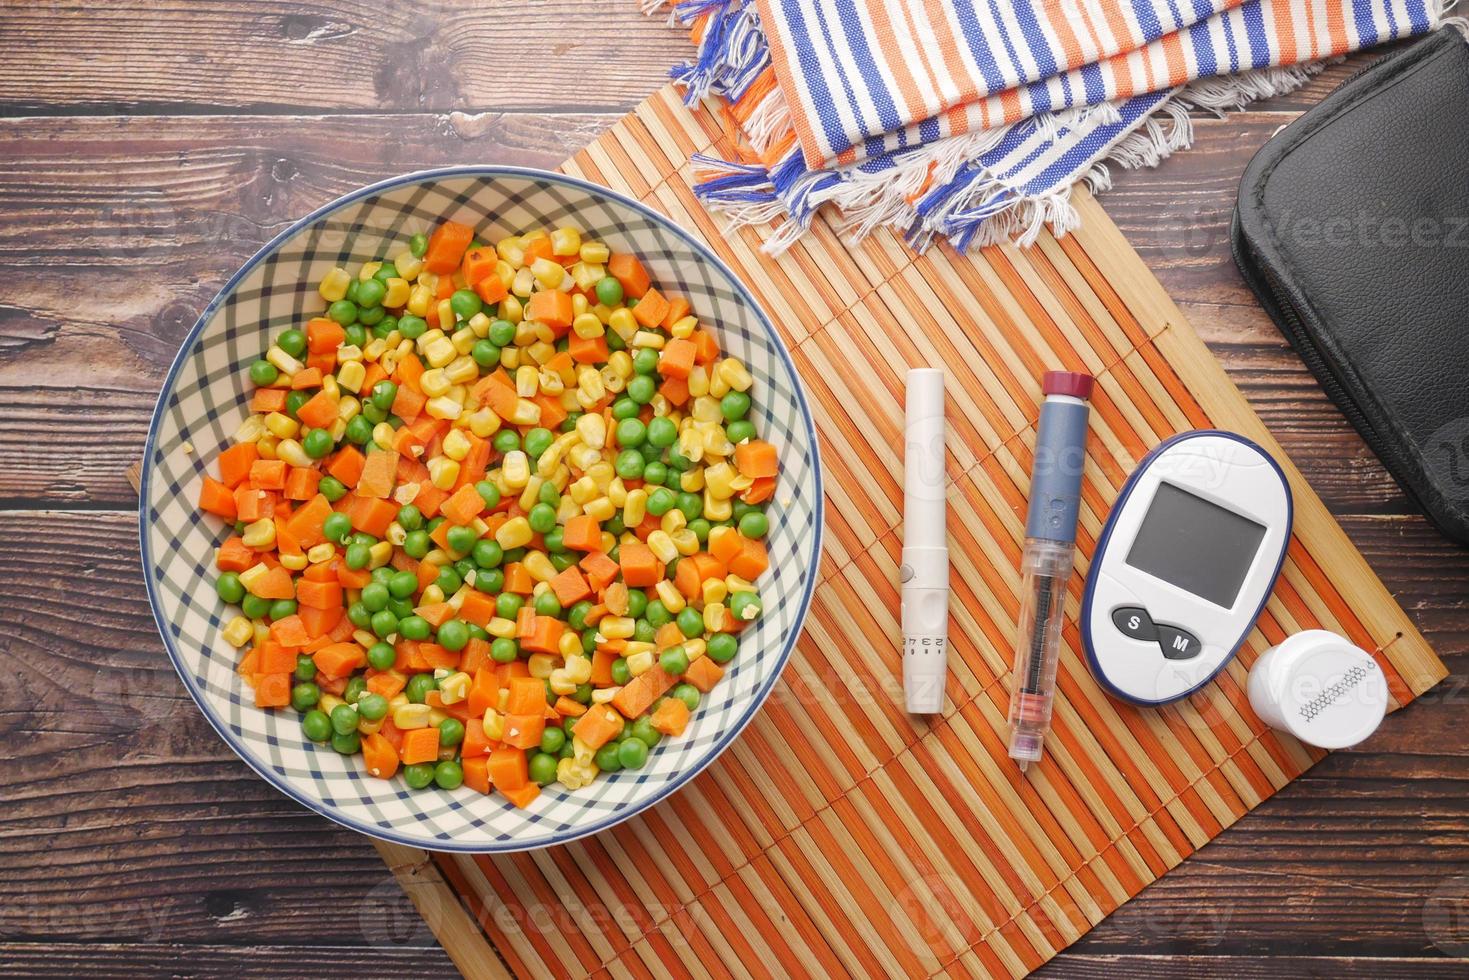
(662, 0, 1453, 252)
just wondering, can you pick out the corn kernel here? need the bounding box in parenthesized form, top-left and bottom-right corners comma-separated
(501, 450, 530, 489)
(622, 488, 647, 527)
(381, 276, 410, 308)
(368, 540, 393, 569)
(574, 413, 606, 451)
(499, 295, 524, 324)
(393, 703, 432, 729)
(703, 492, 733, 521)
(254, 434, 278, 460)
(632, 330, 665, 350)
(327, 418, 347, 443)
(393, 249, 423, 280)
(671, 528, 699, 556)
(625, 649, 655, 677)
(319, 267, 352, 302)
(273, 438, 310, 468)
(583, 496, 615, 522)
(599, 616, 635, 641)
(527, 653, 557, 679)
(550, 226, 582, 256)
(495, 516, 533, 549)
(222, 615, 254, 648)
(466, 407, 501, 439)
(548, 669, 576, 696)
(372, 421, 396, 451)
(570, 312, 605, 340)
(266, 346, 303, 376)
(718, 358, 753, 392)
(704, 603, 727, 633)
(441, 428, 471, 461)
(487, 617, 517, 639)
(438, 671, 472, 705)
(423, 336, 456, 369)
(668, 315, 698, 340)
(523, 550, 556, 583)
(407, 283, 433, 316)
(419, 584, 445, 606)
(702, 578, 728, 606)
(445, 355, 478, 385)
(335, 360, 365, 394)
(234, 414, 266, 444)
(279, 552, 307, 571)
(319, 693, 346, 715)
(358, 717, 385, 736)
(556, 757, 596, 790)
(530, 257, 565, 290)
(704, 461, 737, 499)
(307, 543, 336, 564)
(606, 477, 627, 509)
(580, 241, 611, 264)
(451, 327, 477, 356)
(241, 518, 276, 550)
(591, 687, 619, 704)
(654, 580, 686, 614)
(609, 308, 638, 341)
(679, 468, 705, 494)
(427, 456, 460, 491)
(482, 709, 505, 741)
(425, 396, 463, 421)
(263, 412, 300, 440)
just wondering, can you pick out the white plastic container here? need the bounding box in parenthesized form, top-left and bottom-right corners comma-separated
(1246, 629, 1388, 749)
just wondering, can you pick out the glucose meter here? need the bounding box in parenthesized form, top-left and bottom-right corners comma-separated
(1082, 430, 1293, 705)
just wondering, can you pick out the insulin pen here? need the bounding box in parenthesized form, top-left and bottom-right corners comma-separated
(901, 368, 948, 713)
(1007, 370, 1094, 768)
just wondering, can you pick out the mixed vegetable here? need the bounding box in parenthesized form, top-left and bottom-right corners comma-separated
(197, 219, 778, 807)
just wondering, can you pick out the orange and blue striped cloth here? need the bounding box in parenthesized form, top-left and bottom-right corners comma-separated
(668, 0, 1451, 251)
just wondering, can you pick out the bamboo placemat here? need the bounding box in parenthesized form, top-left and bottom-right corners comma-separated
(312, 85, 1438, 977)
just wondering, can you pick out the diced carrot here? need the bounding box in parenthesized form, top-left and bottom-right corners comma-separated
(607, 252, 650, 298)
(741, 476, 776, 504)
(352, 497, 399, 538)
(363, 733, 400, 779)
(400, 727, 441, 765)
(466, 670, 498, 717)
(366, 670, 408, 699)
(395, 351, 425, 392)
(253, 673, 291, 708)
(356, 449, 398, 499)
(298, 603, 343, 639)
(487, 746, 528, 791)
(502, 713, 544, 749)
(289, 367, 323, 390)
(414, 602, 455, 628)
(258, 640, 297, 674)
(548, 566, 591, 607)
(461, 637, 491, 675)
(453, 435, 491, 489)
(481, 379, 519, 421)
(501, 783, 541, 808)
(391, 384, 426, 423)
(216, 536, 255, 572)
(440, 483, 485, 526)
(305, 351, 336, 375)
(567, 332, 609, 365)
(418, 644, 461, 671)
(571, 704, 624, 750)
(237, 647, 260, 677)
(462, 756, 491, 794)
(682, 655, 725, 693)
(674, 552, 726, 599)
(198, 477, 238, 521)
(413, 481, 448, 518)
(295, 389, 339, 430)
(505, 676, 546, 716)
(533, 392, 567, 430)
(591, 649, 618, 686)
(217, 443, 259, 488)
(295, 578, 342, 610)
(516, 605, 536, 638)
(233, 485, 270, 522)
(249, 388, 288, 414)
(306, 317, 346, 354)
(284, 494, 333, 549)
(692, 328, 720, 363)
(728, 536, 770, 581)
(520, 616, 564, 655)
(523, 237, 553, 263)
(503, 562, 533, 595)
(632, 287, 670, 329)
(423, 220, 474, 275)
(651, 697, 691, 737)
(554, 696, 587, 717)
(526, 289, 574, 332)
(435, 273, 456, 301)
(268, 615, 310, 648)
(461, 718, 494, 759)
(327, 445, 365, 488)
(619, 539, 660, 588)
(250, 566, 296, 600)
(579, 551, 620, 590)
(314, 642, 366, 679)
(562, 514, 601, 552)
(283, 466, 321, 501)
(658, 375, 689, 407)
(733, 440, 778, 479)
(474, 274, 507, 305)
(249, 458, 287, 490)
(336, 562, 372, 590)
(611, 665, 677, 718)
(658, 337, 697, 379)
(654, 622, 684, 651)
(660, 295, 691, 330)
(458, 590, 496, 629)
(460, 245, 498, 286)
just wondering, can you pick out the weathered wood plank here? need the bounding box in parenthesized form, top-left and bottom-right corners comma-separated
(0, 944, 457, 978)
(1, 0, 686, 114)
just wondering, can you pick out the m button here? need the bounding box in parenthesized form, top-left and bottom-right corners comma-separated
(1157, 625, 1201, 661)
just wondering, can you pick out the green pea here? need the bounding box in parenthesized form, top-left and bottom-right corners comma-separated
(429, 759, 462, 790)
(345, 321, 371, 346)
(343, 676, 367, 704)
(403, 762, 436, 789)
(215, 571, 245, 604)
(617, 737, 649, 769)
(406, 673, 436, 704)
(739, 511, 769, 539)
(272, 329, 305, 359)
(605, 514, 627, 537)
(594, 743, 623, 772)
(528, 752, 559, 785)
(379, 571, 412, 602)
(523, 427, 554, 459)
(358, 692, 389, 721)
(398, 615, 431, 641)
(660, 645, 690, 676)
(308, 477, 344, 506)
(492, 429, 520, 454)
(370, 609, 399, 638)
(403, 529, 431, 559)
(328, 299, 358, 326)
(355, 277, 386, 308)
(522, 503, 553, 535)
(645, 599, 672, 628)
(532, 591, 561, 618)
(490, 637, 518, 663)
(370, 379, 398, 412)
(488, 318, 516, 347)
(361, 401, 388, 425)
(370, 566, 394, 585)
(367, 642, 397, 671)
(283, 390, 310, 419)
(720, 390, 752, 420)
(341, 414, 371, 446)
(610, 657, 631, 686)
(374, 262, 399, 282)
(323, 512, 352, 544)
(442, 525, 474, 555)
(347, 601, 372, 628)
(341, 540, 369, 570)
(360, 582, 388, 613)
(672, 683, 701, 711)
(732, 500, 758, 520)
(611, 397, 640, 421)
(301, 709, 332, 742)
(675, 492, 703, 520)
(540, 726, 567, 755)
(645, 416, 677, 449)
(470, 339, 501, 367)
(438, 717, 465, 747)
(606, 329, 626, 351)
(432, 567, 459, 597)
(707, 632, 737, 663)
(398, 314, 427, 340)
(624, 377, 654, 411)
(437, 619, 469, 652)
(302, 427, 334, 459)
(345, 279, 361, 304)
(294, 654, 318, 681)
(646, 487, 676, 517)
(730, 591, 763, 622)
(249, 360, 278, 386)
(595, 276, 624, 307)
(566, 600, 593, 631)
(409, 232, 429, 257)
(676, 606, 704, 639)
(331, 731, 360, 754)
(614, 449, 644, 481)
(330, 704, 359, 736)
(615, 418, 646, 448)
(446, 289, 480, 320)
(290, 682, 320, 712)
(269, 598, 297, 620)
(632, 348, 659, 376)
(666, 448, 692, 472)
(502, 546, 525, 563)
(495, 593, 524, 620)
(471, 568, 501, 594)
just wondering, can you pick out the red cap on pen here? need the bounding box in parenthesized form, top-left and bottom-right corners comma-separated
(1042, 370, 1094, 400)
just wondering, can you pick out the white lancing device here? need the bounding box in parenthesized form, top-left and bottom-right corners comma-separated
(901, 368, 949, 713)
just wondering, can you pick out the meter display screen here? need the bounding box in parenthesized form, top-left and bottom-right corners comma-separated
(1124, 482, 1267, 608)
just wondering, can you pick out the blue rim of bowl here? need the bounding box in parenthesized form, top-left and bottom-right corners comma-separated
(140, 165, 825, 853)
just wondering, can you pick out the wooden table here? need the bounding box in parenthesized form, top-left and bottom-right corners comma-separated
(3, 4, 1466, 976)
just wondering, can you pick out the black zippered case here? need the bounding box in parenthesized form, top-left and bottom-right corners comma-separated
(1232, 28, 1469, 546)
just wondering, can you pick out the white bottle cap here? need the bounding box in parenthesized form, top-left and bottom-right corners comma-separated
(1246, 630, 1388, 749)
